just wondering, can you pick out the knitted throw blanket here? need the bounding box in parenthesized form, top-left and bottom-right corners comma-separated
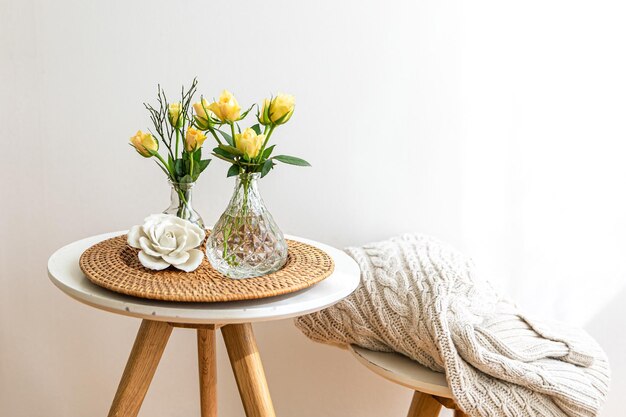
(295, 234, 610, 417)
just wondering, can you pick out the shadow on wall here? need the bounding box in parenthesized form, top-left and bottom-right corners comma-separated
(585, 286, 626, 417)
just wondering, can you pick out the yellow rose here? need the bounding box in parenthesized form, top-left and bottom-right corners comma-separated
(192, 98, 213, 130)
(193, 98, 212, 120)
(185, 128, 207, 152)
(208, 90, 241, 122)
(258, 98, 272, 125)
(259, 93, 295, 125)
(168, 102, 182, 128)
(130, 130, 158, 158)
(235, 128, 265, 160)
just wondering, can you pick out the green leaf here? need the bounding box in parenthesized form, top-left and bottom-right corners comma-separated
(217, 129, 234, 146)
(251, 124, 262, 135)
(197, 159, 211, 173)
(227, 164, 240, 177)
(190, 158, 211, 181)
(193, 148, 202, 161)
(239, 104, 255, 120)
(179, 174, 193, 183)
(238, 160, 261, 167)
(213, 147, 235, 159)
(212, 152, 237, 164)
(262, 145, 275, 159)
(272, 155, 311, 166)
(194, 116, 208, 131)
(218, 144, 243, 156)
(261, 159, 274, 178)
(174, 159, 186, 177)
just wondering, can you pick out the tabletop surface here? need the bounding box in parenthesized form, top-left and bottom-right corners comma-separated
(48, 231, 361, 324)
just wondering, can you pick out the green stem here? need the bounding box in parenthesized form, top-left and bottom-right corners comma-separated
(155, 152, 190, 217)
(207, 124, 223, 145)
(175, 128, 180, 157)
(257, 125, 275, 163)
(154, 152, 175, 180)
(222, 173, 250, 267)
(174, 185, 190, 220)
(230, 122, 237, 148)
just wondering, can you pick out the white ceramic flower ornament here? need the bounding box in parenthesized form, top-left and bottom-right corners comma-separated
(127, 214, 206, 272)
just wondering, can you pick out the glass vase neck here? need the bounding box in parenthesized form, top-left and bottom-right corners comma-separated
(163, 180, 204, 228)
(169, 181, 196, 207)
(169, 180, 196, 190)
(236, 172, 261, 184)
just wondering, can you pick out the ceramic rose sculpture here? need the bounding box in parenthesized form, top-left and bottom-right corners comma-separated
(128, 214, 205, 272)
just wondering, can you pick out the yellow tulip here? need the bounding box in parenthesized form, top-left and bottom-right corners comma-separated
(130, 130, 158, 157)
(185, 128, 207, 152)
(235, 128, 265, 160)
(208, 90, 241, 122)
(259, 93, 295, 125)
(168, 102, 182, 128)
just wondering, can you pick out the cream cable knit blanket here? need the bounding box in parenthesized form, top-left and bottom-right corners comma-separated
(295, 234, 610, 417)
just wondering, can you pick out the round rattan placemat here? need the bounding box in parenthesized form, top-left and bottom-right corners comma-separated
(79, 235, 335, 302)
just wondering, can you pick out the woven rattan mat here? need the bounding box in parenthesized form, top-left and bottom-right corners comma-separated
(79, 235, 335, 302)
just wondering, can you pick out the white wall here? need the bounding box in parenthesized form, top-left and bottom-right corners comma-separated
(1, 0, 625, 416)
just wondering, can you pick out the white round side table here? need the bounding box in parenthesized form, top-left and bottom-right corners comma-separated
(48, 231, 360, 417)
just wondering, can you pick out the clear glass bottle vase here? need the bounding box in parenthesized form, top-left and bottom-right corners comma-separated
(163, 180, 205, 228)
(206, 172, 288, 279)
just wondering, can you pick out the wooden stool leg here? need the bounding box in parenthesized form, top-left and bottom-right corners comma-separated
(407, 391, 443, 417)
(221, 323, 276, 417)
(454, 411, 469, 417)
(108, 320, 172, 417)
(197, 329, 217, 417)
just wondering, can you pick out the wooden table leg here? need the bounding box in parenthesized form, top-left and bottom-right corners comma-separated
(108, 320, 172, 417)
(197, 329, 217, 417)
(221, 323, 276, 417)
(407, 391, 442, 417)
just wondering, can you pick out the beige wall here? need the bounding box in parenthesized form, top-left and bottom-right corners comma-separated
(1, 0, 625, 416)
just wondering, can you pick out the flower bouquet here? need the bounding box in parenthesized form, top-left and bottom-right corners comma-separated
(129, 79, 211, 227)
(193, 90, 310, 278)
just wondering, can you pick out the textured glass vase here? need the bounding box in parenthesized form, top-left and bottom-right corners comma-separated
(163, 181, 204, 228)
(206, 173, 287, 279)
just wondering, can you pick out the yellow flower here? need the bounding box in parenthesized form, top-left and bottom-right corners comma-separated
(168, 102, 182, 128)
(208, 90, 241, 122)
(258, 99, 272, 125)
(185, 128, 207, 152)
(235, 128, 265, 160)
(259, 93, 295, 125)
(192, 98, 213, 130)
(130, 130, 158, 158)
(193, 98, 212, 120)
